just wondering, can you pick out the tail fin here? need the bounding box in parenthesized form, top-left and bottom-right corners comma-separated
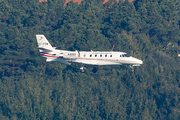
(36, 34, 53, 50)
(36, 34, 56, 60)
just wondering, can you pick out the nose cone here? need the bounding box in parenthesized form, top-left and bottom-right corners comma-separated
(132, 57, 143, 65)
(139, 59, 143, 64)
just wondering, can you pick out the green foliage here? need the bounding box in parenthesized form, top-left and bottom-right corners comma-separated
(0, 0, 180, 119)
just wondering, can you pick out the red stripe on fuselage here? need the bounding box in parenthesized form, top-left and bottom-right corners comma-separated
(40, 52, 59, 58)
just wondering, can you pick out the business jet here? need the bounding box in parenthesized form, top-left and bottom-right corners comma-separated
(36, 35, 143, 72)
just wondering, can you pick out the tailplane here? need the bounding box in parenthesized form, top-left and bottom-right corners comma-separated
(36, 34, 53, 50)
(36, 34, 70, 65)
(36, 34, 56, 60)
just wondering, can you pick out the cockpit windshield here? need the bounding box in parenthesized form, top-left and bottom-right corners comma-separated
(121, 54, 130, 57)
(124, 54, 130, 57)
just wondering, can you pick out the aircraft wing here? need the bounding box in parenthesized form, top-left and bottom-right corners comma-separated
(75, 60, 99, 65)
(46, 58, 71, 65)
(74, 60, 122, 65)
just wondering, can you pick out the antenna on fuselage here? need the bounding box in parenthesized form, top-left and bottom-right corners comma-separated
(111, 43, 117, 51)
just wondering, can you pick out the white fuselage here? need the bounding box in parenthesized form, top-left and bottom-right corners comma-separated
(42, 50, 143, 66)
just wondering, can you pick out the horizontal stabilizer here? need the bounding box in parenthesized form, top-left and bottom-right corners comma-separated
(37, 47, 53, 52)
(132, 64, 141, 66)
(46, 58, 55, 62)
(46, 58, 71, 65)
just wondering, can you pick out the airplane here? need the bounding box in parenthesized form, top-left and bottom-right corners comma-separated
(36, 34, 143, 72)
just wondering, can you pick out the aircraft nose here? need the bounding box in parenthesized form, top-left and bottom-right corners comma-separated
(131, 58, 143, 65)
(139, 60, 143, 64)
(135, 58, 143, 64)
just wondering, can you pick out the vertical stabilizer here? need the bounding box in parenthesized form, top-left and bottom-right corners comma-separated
(36, 34, 53, 49)
(36, 34, 55, 60)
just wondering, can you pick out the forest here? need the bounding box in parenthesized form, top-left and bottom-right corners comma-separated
(0, 0, 180, 119)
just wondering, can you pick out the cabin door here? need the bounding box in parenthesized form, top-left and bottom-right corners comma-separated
(78, 52, 80, 57)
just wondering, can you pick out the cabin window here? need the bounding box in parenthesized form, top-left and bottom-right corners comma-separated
(100, 55, 102, 57)
(68, 53, 76, 56)
(110, 55, 112, 57)
(90, 55, 92, 57)
(105, 55, 107, 57)
(122, 55, 125, 57)
(52, 54, 56, 56)
(84, 54, 86, 57)
(120, 55, 121, 57)
(95, 55, 97, 57)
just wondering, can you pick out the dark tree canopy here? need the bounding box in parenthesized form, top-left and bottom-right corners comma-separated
(0, 0, 180, 119)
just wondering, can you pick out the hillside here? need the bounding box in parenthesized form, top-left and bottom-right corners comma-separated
(39, 0, 136, 5)
(0, 0, 180, 119)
